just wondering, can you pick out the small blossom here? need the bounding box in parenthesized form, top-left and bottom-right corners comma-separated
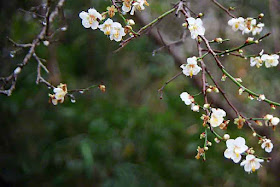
(258, 94, 266, 101)
(252, 23, 264, 35)
(228, 17, 245, 31)
(234, 116, 245, 129)
(250, 56, 263, 68)
(271, 117, 279, 126)
(109, 22, 126, 42)
(224, 137, 248, 163)
(186, 17, 205, 39)
(240, 155, 264, 173)
(180, 57, 202, 77)
(261, 54, 279, 68)
(99, 18, 114, 35)
(79, 8, 102, 29)
(130, 0, 149, 15)
(191, 104, 200, 112)
(209, 108, 226, 127)
(180, 92, 194, 105)
(195, 146, 205, 160)
(122, 0, 133, 13)
(107, 5, 118, 17)
(261, 139, 273, 153)
(242, 18, 257, 34)
(98, 85, 106, 92)
(49, 83, 68, 105)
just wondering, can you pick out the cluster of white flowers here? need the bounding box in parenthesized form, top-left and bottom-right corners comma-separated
(224, 137, 264, 173)
(49, 83, 68, 105)
(184, 17, 205, 39)
(79, 8, 126, 42)
(250, 53, 279, 68)
(209, 108, 226, 127)
(180, 57, 202, 77)
(228, 17, 264, 35)
(122, 0, 149, 15)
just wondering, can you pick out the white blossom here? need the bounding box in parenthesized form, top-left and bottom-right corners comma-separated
(242, 18, 257, 34)
(99, 18, 114, 35)
(252, 23, 264, 35)
(130, 0, 149, 15)
(109, 22, 126, 42)
(122, 0, 133, 12)
(79, 8, 102, 29)
(250, 57, 263, 68)
(261, 139, 273, 153)
(271, 117, 280, 126)
(240, 155, 264, 173)
(224, 137, 248, 163)
(261, 54, 279, 68)
(180, 57, 202, 77)
(191, 104, 200, 112)
(180, 92, 194, 105)
(49, 83, 68, 105)
(228, 17, 245, 31)
(209, 108, 226, 127)
(186, 17, 205, 39)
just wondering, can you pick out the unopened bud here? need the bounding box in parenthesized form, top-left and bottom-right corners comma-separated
(14, 67, 22, 75)
(127, 19, 135, 26)
(198, 13, 203, 18)
(214, 137, 221, 143)
(203, 104, 210, 109)
(215, 38, 223, 43)
(98, 85, 106, 92)
(252, 132, 257, 137)
(223, 134, 230, 140)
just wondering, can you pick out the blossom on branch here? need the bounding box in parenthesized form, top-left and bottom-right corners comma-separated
(261, 54, 279, 68)
(180, 57, 201, 77)
(261, 139, 273, 153)
(109, 22, 126, 42)
(130, 0, 149, 15)
(99, 18, 114, 35)
(209, 108, 226, 128)
(240, 155, 264, 173)
(79, 8, 102, 29)
(186, 17, 205, 39)
(49, 83, 68, 105)
(122, 0, 133, 13)
(180, 92, 194, 105)
(224, 137, 248, 163)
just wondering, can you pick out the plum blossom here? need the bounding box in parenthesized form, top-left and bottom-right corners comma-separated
(209, 108, 226, 127)
(261, 54, 279, 68)
(240, 155, 264, 173)
(99, 18, 114, 35)
(79, 8, 102, 29)
(130, 0, 149, 15)
(261, 139, 273, 153)
(186, 17, 205, 39)
(250, 56, 263, 68)
(224, 137, 248, 163)
(191, 104, 200, 112)
(109, 22, 126, 42)
(49, 83, 68, 105)
(242, 18, 257, 34)
(122, 0, 133, 13)
(228, 17, 245, 31)
(180, 92, 194, 105)
(252, 23, 264, 35)
(180, 57, 202, 77)
(271, 117, 280, 126)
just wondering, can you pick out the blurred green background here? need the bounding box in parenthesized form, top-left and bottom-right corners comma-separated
(0, 0, 279, 186)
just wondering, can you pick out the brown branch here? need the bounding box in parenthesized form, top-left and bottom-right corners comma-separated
(210, 0, 236, 18)
(0, 0, 66, 96)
